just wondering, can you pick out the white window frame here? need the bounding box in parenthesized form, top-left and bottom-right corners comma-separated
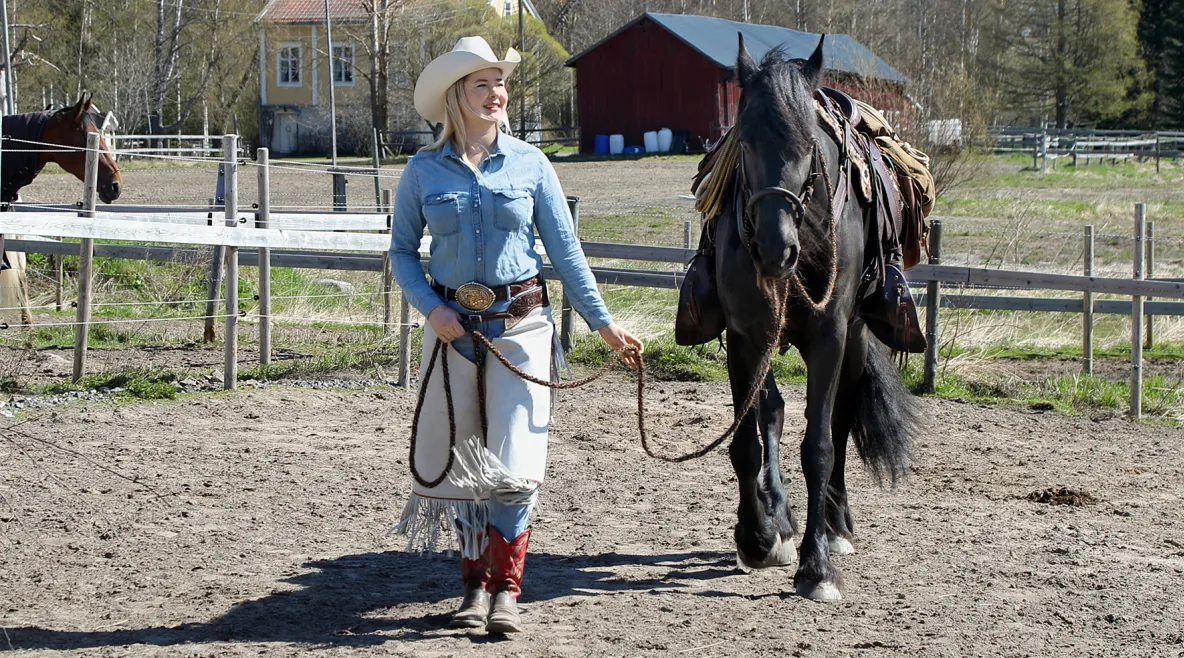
(331, 42, 356, 86)
(277, 42, 302, 87)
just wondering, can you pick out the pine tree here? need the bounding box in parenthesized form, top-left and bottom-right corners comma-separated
(1159, 0, 1184, 126)
(989, 0, 1144, 127)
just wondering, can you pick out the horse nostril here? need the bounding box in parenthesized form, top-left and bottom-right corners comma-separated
(111, 181, 120, 194)
(784, 244, 800, 271)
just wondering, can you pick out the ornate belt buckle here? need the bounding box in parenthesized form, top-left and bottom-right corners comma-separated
(455, 282, 495, 312)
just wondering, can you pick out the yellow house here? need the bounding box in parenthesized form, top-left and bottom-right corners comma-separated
(256, 0, 540, 155)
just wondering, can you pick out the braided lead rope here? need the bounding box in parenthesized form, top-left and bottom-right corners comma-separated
(638, 285, 790, 463)
(790, 148, 841, 313)
(408, 339, 456, 488)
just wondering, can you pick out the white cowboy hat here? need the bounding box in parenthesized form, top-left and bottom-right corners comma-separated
(414, 36, 521, 126)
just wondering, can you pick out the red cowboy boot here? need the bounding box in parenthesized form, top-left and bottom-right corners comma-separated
(485, 527, 530, 634)
(449, 546, 491, 628)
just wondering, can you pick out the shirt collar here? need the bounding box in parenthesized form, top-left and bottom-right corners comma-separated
(441, 133, 508, 163)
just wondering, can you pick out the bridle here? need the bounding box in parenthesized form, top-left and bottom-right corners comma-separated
(735, 126, 848, 315)
(736, 138, 826, 251)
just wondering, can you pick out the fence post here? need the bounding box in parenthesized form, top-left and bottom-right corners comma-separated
(372, 128, 383, 210)
(1145, 220, 1155, 349)
(683, 219, 693, 271)
(223, 135, 239, 391)
(257, 147, 271, 368)
(54, 252, 63, 312)
(922, 220, 943, 393)
(398, 296, 412, 389)
(381, 188, 394, 335)
(1083, 225, 1094, 375)
(560, 196, 580, 352)
(1155, 133, 1161, 175)
(332, 173, 347, 211)
(204, 191, 224, 343)
(72, 132, 100, 383)
(1131, 203, 1145, 420)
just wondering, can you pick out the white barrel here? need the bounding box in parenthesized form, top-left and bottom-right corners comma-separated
(609, 134, 625, 155)
(658, 128, 673, 152)
(643, 131, 659, 153)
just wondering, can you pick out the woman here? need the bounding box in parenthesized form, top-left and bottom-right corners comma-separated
(389, 36, 643, 635)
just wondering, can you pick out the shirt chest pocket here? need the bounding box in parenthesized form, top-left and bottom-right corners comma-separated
(492, 188, 534, 232)
(421, 192, 462, 236)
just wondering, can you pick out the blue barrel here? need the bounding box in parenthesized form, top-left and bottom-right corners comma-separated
(594, 134, 610, 155)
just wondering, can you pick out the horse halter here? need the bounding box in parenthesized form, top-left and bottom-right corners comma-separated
(737, 139, 826, 248)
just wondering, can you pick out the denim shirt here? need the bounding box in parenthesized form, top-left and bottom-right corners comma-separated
(389, 133, 612, 331)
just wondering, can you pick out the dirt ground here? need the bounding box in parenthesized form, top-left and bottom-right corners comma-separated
(2, 375, 1183, 657)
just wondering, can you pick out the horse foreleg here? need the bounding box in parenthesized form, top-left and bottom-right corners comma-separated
(825, 326, 868, 557)
(795, 323, 847, 602)
(727, 329, 796, 570)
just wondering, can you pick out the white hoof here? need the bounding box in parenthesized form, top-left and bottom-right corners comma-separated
(736, 533, 797, 570)
(797, 580, 843, 602)
(828, 536, 855, 556)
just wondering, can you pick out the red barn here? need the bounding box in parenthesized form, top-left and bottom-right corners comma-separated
(565, 12, 910, 154)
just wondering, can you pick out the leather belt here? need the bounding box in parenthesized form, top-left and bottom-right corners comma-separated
(432, 276, 540, 312)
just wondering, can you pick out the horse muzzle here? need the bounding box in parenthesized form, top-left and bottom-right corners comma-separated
(749, 233, 800, 279)
(98, 180, 121, 203)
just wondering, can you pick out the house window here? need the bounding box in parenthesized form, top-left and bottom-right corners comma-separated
(332, 43, 355, 85)
(277, 43, 302, 87)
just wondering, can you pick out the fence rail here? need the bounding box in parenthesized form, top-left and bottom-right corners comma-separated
(991, 127, 1184, 171)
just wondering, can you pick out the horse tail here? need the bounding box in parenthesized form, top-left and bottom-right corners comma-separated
(850, 339, 917, 486)
(0, 248, 28, 325)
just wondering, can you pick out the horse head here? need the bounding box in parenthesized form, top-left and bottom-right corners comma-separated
(734, 34, 825, 280)
(42, 94, 122, 203)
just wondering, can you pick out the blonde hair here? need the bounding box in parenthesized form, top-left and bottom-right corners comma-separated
(425, 73, 512, 168)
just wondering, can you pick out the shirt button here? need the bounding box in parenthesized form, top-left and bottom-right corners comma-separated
(476, 229, 481, 234)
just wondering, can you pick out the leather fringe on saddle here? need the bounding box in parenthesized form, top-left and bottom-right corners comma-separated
(692, 128, 742, 221)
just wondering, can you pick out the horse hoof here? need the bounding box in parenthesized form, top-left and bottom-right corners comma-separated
(828, 536, 855, 556)
(736, 532, 797, 570)
(796, 579, 843, 602)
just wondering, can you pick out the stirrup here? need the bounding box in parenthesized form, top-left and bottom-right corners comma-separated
(860, 262, 926, 353)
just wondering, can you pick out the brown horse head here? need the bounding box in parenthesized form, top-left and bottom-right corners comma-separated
(41, 95, 122, 203)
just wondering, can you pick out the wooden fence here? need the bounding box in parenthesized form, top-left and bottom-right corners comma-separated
(1, 136, 1177, 419)
(992, 127, 1184, 173)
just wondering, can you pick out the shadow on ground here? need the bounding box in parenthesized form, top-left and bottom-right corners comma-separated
(6, 549, 740, 650)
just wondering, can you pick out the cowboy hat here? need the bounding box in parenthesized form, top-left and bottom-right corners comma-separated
(414, 36, 521, 126)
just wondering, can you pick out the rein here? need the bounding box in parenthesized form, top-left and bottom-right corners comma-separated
(408, 298, 798, 484)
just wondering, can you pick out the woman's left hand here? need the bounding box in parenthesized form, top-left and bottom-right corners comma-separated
(597, 323, 644, 369)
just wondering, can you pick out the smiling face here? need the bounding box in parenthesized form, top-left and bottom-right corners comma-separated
(460, 67, 509, 127)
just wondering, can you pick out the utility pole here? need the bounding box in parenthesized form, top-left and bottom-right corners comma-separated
(518, 0, 525, 141)
(2, 0, 15, 114)
(324, 0, 338, 167)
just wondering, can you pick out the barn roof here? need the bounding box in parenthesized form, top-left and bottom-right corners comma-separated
(565, 12, 908, 84)
(256, 0, 370, 25)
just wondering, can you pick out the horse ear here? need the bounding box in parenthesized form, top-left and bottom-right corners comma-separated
(70, 95, 87, 121)
(736, 33, 757, 88)
(802, 35, 825, 87)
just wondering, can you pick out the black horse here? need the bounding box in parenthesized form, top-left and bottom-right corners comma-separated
(713, 37, 919, 601)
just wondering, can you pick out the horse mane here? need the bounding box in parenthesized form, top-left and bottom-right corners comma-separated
(740, 47, 817, 159)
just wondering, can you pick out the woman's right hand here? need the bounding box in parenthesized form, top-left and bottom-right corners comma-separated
(427, 304, 467, 343)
